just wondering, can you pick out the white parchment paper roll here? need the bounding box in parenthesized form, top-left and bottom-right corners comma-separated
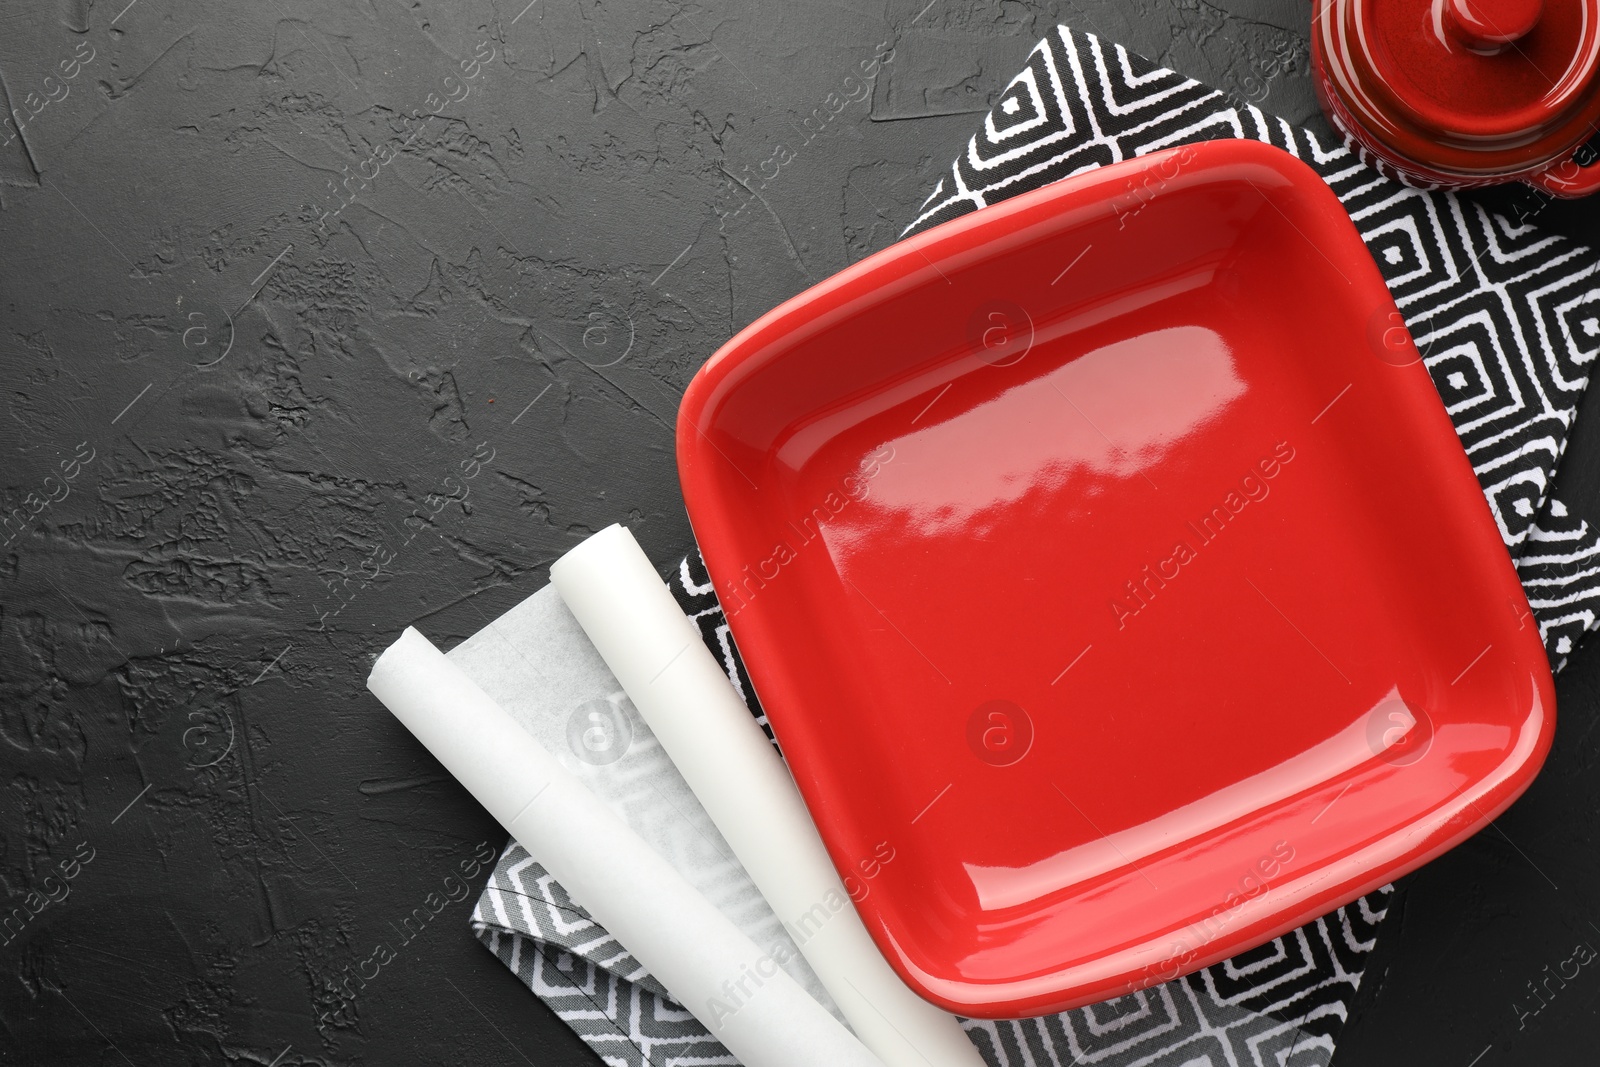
(551, 524, 984, 1067)
(367, 627, 883, 1067)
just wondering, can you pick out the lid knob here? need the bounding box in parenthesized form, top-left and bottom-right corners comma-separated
(1444, 0, 1544, 52)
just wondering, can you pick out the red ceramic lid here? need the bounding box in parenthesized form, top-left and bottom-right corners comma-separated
(678, 140, 1555, 1017)
(1317, 0, 1600, 179)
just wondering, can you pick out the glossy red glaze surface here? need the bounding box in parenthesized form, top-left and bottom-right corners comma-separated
(1313, 0, 1600, 195)
(676, 140, 1555, 1017)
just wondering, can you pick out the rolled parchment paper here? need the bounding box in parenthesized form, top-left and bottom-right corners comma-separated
(550, 525, 984, 1067)
(367, 627, 884, 1067)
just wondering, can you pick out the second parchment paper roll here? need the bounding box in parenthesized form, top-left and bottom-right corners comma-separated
(550, 524, 985, 1067)
(367, 627, 883, 1067)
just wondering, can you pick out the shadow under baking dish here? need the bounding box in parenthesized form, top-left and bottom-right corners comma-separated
(676, 139, 1554, 1018)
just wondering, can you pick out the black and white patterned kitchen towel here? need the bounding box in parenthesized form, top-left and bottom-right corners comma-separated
(472, 23, 1600, 1066)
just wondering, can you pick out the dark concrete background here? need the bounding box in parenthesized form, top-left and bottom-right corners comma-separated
(2, 1, 1598, 1064)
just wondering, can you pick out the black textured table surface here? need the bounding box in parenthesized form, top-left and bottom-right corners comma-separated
(4, 2, 1600, 1064)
